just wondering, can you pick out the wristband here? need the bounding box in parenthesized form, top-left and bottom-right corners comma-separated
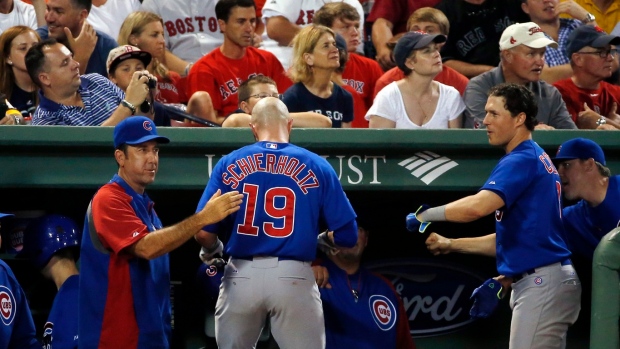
(121, 99, 136, 115)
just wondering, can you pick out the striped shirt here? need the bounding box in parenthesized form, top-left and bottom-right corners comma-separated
(32, 74, 123, 126)
(544, 19, 582, 67)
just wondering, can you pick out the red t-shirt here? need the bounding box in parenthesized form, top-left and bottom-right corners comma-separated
(367, 0, 441, 34)
(342, 53, 384, 127)
(373, 65, 469, 98)
(155, 71, 187, 104)
(187, 46, 293, 116)
(342, 84, 368, 128)
(553, 78, 620, 123)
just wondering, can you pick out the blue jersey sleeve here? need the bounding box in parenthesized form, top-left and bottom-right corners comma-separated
(196, 158, 229, 234)
(480, 151, 534, 208)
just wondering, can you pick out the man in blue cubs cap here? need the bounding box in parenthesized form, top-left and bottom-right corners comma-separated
(0, 212, 40, 349)
(78, 116, 244, 349)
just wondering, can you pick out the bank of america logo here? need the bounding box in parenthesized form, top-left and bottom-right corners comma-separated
(398, 151, 458, 184)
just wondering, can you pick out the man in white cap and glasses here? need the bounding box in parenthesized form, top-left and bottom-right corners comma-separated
(0, 212, 40, 349)
(463, 22, 577, 130)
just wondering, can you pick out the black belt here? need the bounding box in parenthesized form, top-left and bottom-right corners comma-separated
(512, 259, 572, 283)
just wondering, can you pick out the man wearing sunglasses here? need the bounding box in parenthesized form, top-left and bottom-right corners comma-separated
(553, 25, 620, 129)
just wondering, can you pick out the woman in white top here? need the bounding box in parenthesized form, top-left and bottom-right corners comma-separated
(366, 31, 464, 129)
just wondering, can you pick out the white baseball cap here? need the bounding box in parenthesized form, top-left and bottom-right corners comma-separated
(106, 45, 152, 75)
(499, 22, 558, 50)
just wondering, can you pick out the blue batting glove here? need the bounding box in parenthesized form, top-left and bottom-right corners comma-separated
(406, 204, 431, 233)
(469, 278, 502, 319)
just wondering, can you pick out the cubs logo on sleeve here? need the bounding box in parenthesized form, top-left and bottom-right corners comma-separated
(0, 285, 16, 326)
(42, 321, 53, 347)
(369, 295, 396, 331)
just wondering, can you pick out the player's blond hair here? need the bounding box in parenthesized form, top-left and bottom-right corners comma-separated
(118, 11, 171, 81)
(289, 25, 336, 83)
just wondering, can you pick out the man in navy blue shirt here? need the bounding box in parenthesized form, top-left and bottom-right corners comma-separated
(36, 0, 117, 76)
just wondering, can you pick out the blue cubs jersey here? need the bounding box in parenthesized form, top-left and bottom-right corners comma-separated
(319, 258, 415, 349)
(0, 260, 40, 349)
(79, 175, 171, 349)
(563, 175, 620, 259)
(282, 82, 354, 128)
(43, 274, 79, 349)
(480, 140, 571, 276)
(197, 141, 356, 261)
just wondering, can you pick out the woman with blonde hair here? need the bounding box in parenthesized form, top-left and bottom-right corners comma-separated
(117, 11, 216, 122)
(0, 25, 40, 123)
(283, 24, 353, 128)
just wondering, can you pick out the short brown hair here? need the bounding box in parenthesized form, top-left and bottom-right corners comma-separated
(406, 7, 450, 35)
(313, 2, 360, 28)
(238, 75, 277, 105)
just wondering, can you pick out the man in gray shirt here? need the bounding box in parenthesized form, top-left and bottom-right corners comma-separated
(463, 22, 577, 130)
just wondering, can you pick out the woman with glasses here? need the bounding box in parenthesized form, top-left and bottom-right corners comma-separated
(283, 25, 353, 128)
(366, 31, 464, 129)
(0, 26, 40, 124)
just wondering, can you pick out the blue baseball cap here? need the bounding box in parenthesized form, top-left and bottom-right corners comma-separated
(566, 25, 620, 57)
(393, 31, 446, 72)
(335, 33, 347, 52)
(113, 116, 170, 149)
(553, 138, 606, 165)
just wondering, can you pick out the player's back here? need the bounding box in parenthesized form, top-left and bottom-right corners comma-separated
(199, 141, 355, 261)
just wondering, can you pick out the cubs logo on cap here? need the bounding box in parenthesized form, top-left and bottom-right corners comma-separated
(0, 286, 16, 325)
(369, 295, 397, 331)
(113, 116, 170, 149)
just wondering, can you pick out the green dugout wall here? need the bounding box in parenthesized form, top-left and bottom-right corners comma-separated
(1, 127, 617, 348)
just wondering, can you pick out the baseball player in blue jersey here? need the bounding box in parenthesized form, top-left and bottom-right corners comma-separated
(0, 213, 40, 349)
(20, 214, 81, 349)
(407, 83, 581, 349)
(195, 97, 358, 349)
(317, 223, 416, 349)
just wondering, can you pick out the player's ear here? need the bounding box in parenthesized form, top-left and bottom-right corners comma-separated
(514, 112, 526, 127)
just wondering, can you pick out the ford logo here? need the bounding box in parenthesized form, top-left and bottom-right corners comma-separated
(366, 258, 487, 337)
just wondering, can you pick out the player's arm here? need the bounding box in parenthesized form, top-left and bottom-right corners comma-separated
(419, 190, 504, 223)
(127, 190, 243, 260)
(426, 232, 496, 257)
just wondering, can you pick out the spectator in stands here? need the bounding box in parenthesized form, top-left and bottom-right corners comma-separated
(373, 7, 469, 98)
(117, 12, 216, 122)
(571, 0, 619, 34)
(140, 0, 264, 68)
(87, 0, 140, 41)
(521, 0, 598, 84)
(222, 75, 332, 128)
(553, 25, 620, 130)
(26, 38, 153, 126)
(435, 0, 529, 78)
(187, 0, 291, 125)
(366, 31, 464, 129)
(463, 22, 577, 129)
(284, 24, 353, 128)
(314, 2, 383, 128)
(36, 0, 117, 76)
(0, 25, 40, 119)
(261, 0, 364, 69)
(367, 0, 440, 71)
(0, 0, 39, 34)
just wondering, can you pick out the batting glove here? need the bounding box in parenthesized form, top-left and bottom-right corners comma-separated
(406, 205, 431, 233)
(317, 230, 339, 255)
(469, 278, 503, 319)
(199, 239, 226, 267)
